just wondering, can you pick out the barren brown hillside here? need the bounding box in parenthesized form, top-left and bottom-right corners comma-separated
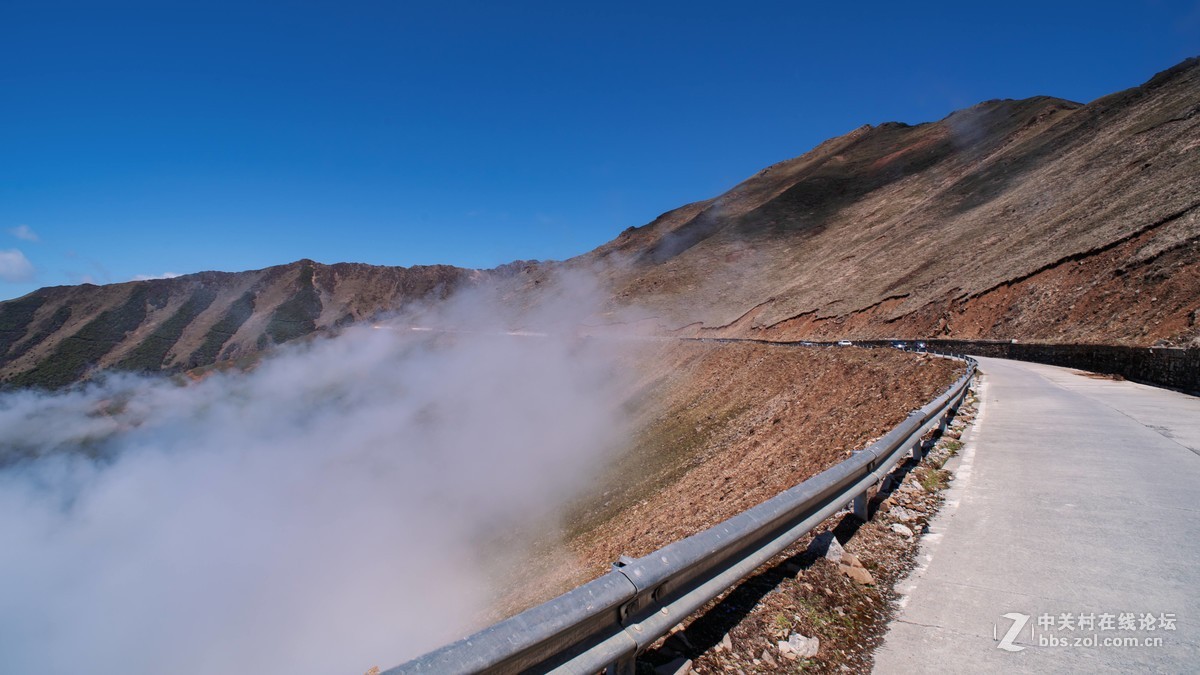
(558, 57, 1199, 347)
(485, 340, 963, 619)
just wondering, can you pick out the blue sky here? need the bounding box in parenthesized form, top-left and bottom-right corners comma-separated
(2, 1, 1197, 301)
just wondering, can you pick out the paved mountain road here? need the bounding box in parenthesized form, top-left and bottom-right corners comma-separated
(874, 356, 1200, 673)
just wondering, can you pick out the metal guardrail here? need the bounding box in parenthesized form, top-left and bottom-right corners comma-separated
(387, 350, 976, 674)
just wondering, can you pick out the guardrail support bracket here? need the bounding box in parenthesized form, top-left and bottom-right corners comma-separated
(606, 653, 637, 675)
(853, 492, 869, 521)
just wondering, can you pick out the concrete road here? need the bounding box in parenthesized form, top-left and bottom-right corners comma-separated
(874, 356, 1200, 673)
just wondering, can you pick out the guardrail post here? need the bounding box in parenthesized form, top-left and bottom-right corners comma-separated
(853, 491, 869, 520)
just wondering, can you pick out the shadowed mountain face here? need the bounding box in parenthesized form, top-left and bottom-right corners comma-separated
(2, 58, 1198, 388)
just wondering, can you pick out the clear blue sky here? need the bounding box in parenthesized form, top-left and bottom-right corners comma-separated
(2, 1, 1197, 300)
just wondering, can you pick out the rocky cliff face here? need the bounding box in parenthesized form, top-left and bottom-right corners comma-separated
(2, 58, 1197, 388)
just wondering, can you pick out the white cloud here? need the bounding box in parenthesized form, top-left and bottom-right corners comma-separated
(8, 224, 39, 242)
(131, 272, 181, 281)
(0, 273, 634, 674)
(0, 249, 35, 282)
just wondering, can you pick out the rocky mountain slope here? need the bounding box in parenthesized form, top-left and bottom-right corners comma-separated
(2, 58, 1197, 388)
(567, 57, 1200, 345)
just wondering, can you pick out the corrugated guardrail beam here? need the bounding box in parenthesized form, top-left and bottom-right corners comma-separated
(388, 350, 976, 674)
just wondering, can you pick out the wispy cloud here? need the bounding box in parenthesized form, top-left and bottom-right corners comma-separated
(64, 252, 111, 286)
(131, 272, 182, 281)
(8, 225, 39, 243)
(0, 249, 35, 282)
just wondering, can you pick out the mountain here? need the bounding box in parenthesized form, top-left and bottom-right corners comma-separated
(2, 58, 1197, 388)
(566, 57, 1200, 344)
(0, 261, 477, 388)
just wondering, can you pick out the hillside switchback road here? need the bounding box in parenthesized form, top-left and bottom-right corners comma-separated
(874, 356, 1200, 673)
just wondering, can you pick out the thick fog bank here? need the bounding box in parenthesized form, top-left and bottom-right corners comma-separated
(0, 284, 632, 674)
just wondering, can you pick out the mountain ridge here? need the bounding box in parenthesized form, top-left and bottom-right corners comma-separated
(2, 57, 1198, 387)
(0, 260, 480, 387)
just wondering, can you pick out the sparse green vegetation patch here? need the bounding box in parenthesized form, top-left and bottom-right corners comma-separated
(0, 294, 46, 359)
(186, 291, 256, 368)
(265, 263, 322, 345)
(10, 286, 160, 389)
(116, 287, 219, 373)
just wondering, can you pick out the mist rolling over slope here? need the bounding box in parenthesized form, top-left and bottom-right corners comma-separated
(0, 279, 635, 674)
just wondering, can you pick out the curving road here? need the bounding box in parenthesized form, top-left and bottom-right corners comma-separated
(874, 356, 1200, 673)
